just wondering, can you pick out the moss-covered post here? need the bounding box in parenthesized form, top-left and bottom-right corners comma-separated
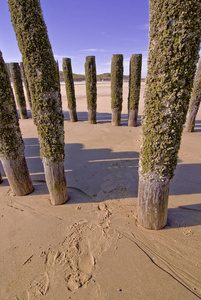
(185, 58, 201, 132)
(111, 54, 123, 126)
(85, 56, 97, 124)
(10, 62, 28, 119)
(62, 58, 78, 122)
(8, 0, 67, 205)
(128, 54, 142, 127)
(0, 51, 33, 195)
(6, 63, 11, 78)
(20, 62, 32, 110)
(138, 0, 201, 230)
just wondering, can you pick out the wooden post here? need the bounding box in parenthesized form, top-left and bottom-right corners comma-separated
(0, 170, 3, 183)
(185, 58, 201, 132)
(128, 54, 142, 127)
(10, 62, 28, 119)
(85, 56, 97, 124)
(8, 0, 67, 205)
(111, 54, 123, 126)
(0, 51, 33, 195)
(62, 58, 78, 122)
(138, 0, 201, 229)
(20, 62, 32, 110)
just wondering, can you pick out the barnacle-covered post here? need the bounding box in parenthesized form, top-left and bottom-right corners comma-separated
(20, 62, 32, 110)
(111, 54, 123, 126)
(62, 58, 78, 122)
(185, 58, 201, 132)
(6, 63, 11, 78)
(8, 0, 67, 205)
(128, 54, 142, 127)
(138, 0, 201, 230)
(0, 51, 33, 195)
(85, 56, 97, 124)
(10, 62, 28, 119)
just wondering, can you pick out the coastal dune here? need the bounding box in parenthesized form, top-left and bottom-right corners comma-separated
(0, 81, 201, 299)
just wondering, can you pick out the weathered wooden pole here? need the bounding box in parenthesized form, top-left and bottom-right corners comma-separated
(185, 58, 201, 132)
(111, 54, 123, 126)
(6, 63, 11, 78)
(128, 54, 142, 127)
(8, 0, 67, 205)
(0, 170, 3, 183)
(10, 62, 28, 119)
(20, 62, 32, 110)
(62, 58, 78, 122)
(85, 56, 97, 124)
(0, 51, 33, 195)
(138, 0, 201, 230)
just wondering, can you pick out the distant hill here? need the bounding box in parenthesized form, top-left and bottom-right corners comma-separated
(59, 71, 129, 81)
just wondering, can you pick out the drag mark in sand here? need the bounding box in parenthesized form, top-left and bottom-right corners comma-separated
(116, 230, 201, 299)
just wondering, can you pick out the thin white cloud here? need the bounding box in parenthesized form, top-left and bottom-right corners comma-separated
(54, 54, 75, 59)
(122, 38, 140, 43)
(80, 48, 106, 52)
(138, 23, 149, 30)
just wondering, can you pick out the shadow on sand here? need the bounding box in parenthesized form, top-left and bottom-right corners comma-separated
(63, 111, 142, 127)
(167, 204, 201, 228)
(0, 137, 201, 228)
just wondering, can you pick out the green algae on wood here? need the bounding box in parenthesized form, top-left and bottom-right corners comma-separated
(62, 58, 78, 122)
(185, 58, 201, 132)
(85, 56, 97, 124)
(8, 0, 67, 205)
(128, 54, 142, 127)
(138, 0, 201, 230)
(20, 62, 32, 110)
(111, 54, 123, 126)
(10, 62, 28, 119)
(0, 51, 33, 195)
(6, 63, 11, 78)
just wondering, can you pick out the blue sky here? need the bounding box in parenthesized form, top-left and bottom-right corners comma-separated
(0, 0, 149, 77)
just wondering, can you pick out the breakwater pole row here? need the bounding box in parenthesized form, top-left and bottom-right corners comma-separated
(185, 57, 201, 132)
(62, 58, 78, 122)
(2, 0, 200, 233)
(10, 62, 28, 119)
(7, 61, 32, 116)
(62, 54, 142, 126)
(0, 51, 33, 195)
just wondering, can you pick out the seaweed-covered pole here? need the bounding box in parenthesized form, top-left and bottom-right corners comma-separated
(128, 54, 142, 127)
(111, 54, 123, 126)
(55, 60, 60, 83)
(6, 63, 11, 78)
(138, 0, 201, 230)
(62, 58, 78, 122)
(0, 51, 33, 195)
(10, 62, 28, 119)
(20, 62, 32, 110)
(0, 170, 3, 183)
(8, 0, 67, 205)
(185, 58, 201, 132)
(85, 56, 97, 124)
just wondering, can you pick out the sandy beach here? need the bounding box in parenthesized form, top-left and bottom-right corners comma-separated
(0, 80, 201, 300)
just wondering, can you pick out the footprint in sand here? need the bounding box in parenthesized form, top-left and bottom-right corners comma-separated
(183, 228, 194, 236)
(27, 272, 49, 298)
(23, 203, 114, 295)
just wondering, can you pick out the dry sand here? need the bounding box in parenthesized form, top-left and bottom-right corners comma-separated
(0, 81, 201, 300)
